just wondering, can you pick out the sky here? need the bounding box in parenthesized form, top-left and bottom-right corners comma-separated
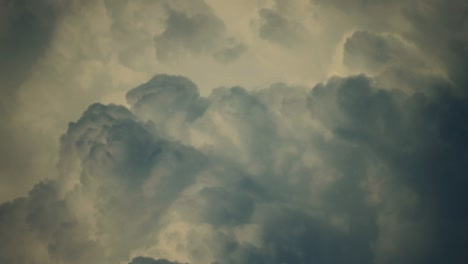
(0, 0, 467, 263)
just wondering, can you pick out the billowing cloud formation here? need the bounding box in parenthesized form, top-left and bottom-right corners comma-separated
(1, 0, 468, 264)
(2, 70, 467, 263)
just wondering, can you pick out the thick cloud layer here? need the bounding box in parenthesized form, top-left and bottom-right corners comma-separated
(2, 71, 467, 263)
(1, 0, 468, 263)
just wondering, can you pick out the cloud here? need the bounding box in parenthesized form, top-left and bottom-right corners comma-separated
(0, 99, 209, 263)
(1, 0, 468, 264)
(2, 64, 468, 263)
(0, 180, 105, 264)
(308, 74, 468, 263)
(0, 0, 76, 200)
(0, 0, 64, 94)
(153, 1, 245, 63)
(313, 0, 468, 89)
(129, 256, 186, 264)
(155, 4, 224, 60)
(344, 31, 406, 73)
(403, 0, 468, 89)
(212, 39, 247, 64)
(257, 6, 308, 48)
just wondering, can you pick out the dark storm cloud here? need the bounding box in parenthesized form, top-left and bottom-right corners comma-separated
(308, 75, 468, 263)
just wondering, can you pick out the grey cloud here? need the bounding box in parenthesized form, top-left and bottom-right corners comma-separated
(153, 2, 245, 63)
(130, 256, 186, 264)
(126, 74, 203, 117)
(125, 74, 208, 142)
(257, 6, 308, 48)
(402, 0, 468, 89)
(313, 0, 468, 90)
(344, 31, 406, 73)
(308, 74, 468, 263)
(197, 185, 255, 227)
(58, 102, 208, 262)
(0, 0, 69, 199)
(104, 0, 246, 65)
(0, 180, 105, 264)
(212, 39, 247, 64)
(155, 5, 224, 60)
(2, 0, 468, 262)
(343, 30, 457, 97)
(313, 0, 401, 12)
(1, 98, 209, 263)
(1, 70, 468, 263)
(120, 73, 466, 263)
(103, 0, 245, 68)
(0, 0, 64, 96)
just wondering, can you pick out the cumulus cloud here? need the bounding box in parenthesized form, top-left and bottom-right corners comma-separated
(1, 0, 468, 264)
(3, 70, 465, 263)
